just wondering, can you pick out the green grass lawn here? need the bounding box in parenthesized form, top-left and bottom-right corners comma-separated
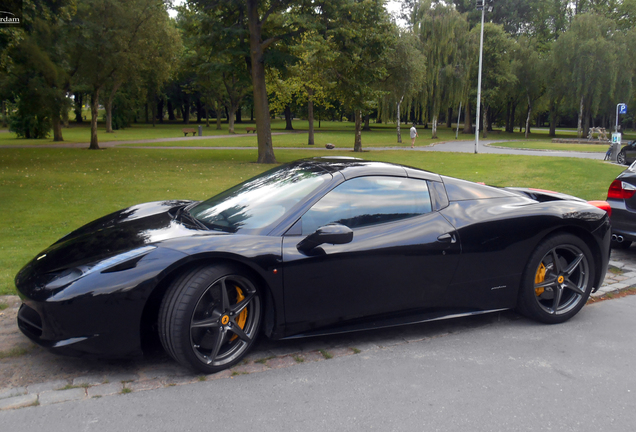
(5, 119, 622, 149)
(494, 140, 610, 152)
(0, 147, 624, 296)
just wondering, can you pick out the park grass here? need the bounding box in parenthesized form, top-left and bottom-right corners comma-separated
(494, 140, 610, 153)
(0, 146, 624, 295)
(3, 119, 619, 148)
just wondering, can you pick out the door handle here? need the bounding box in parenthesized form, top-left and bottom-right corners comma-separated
(437, 233, 456, 243)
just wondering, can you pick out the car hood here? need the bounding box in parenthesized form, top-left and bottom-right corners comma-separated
(18, 200, 212, 277)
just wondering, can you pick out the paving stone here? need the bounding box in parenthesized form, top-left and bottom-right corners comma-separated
(38, 388, 86, 406)
(73, 375, 105, 386)
(87, 382, 123, 398)
(347, 341, 381, 353)
(26, 380, 69, 394)
(126, 379, 163, 392)
(266, 355, 300, 369)
(139, 367, 183, 381)
(207, 370, 232, 381)
(298, 351, 324, 363)
(163, 375, 199, 386)
(329, 347, 356, 358)
(230, 362, 269, 375)
(0, 394, 38, 411)
(0, 386, 27, 400)
(104, 372, 139, 384)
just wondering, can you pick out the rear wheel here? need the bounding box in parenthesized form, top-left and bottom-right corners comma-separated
(517, 234, 594, 324)
(617, 151, 627, 165)
(159, 264, 261, 373)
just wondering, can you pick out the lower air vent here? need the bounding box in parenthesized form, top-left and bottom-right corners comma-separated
(18, 304, 43, 338)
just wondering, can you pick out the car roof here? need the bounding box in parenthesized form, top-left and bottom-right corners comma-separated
(300, 157, 442, 182)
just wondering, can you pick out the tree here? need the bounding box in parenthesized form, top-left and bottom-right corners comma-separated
(552, 14, 618, 137)
(413, 1, 471, 139)
(69, 0, 179, 149)
(513, 36, 545, 138)
(0, 0, 75, 140)
(326, 0, 393, 151)
(378, 30, 426, 143)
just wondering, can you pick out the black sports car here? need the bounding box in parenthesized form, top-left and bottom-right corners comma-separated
(607, 161, 636, 248)
(16, 157, 611, 373)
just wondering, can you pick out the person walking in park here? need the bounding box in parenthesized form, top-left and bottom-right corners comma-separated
(410, 124, 418, 148)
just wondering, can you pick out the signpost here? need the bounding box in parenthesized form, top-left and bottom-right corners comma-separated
(616, 103, 627, 132)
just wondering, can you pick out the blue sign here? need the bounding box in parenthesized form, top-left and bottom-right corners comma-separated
(620, 104, 628, 114)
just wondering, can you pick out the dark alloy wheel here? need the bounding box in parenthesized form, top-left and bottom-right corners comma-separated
(517, 234, 594, 324)
(617, 151, 627, 165)
(159, 264, 261, 373)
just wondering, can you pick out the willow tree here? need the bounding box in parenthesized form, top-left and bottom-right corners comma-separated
(552, 14, 618, 137)
(413, 1, 471, 139)
(378, 30, 426, 143)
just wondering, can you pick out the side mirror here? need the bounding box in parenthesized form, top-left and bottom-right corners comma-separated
(297, 224, 353, 254)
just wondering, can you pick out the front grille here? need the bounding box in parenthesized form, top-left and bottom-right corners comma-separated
(17, 304, 43, 338)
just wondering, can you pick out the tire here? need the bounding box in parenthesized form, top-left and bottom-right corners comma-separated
(617, 151, 627, 165)
(517, 234, 595, 324)
(159, 264, 262, 374)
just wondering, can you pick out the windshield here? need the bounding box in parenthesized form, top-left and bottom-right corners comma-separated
(188, 163, 330, 233)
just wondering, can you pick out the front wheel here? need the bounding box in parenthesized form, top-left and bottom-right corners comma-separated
(517, 234, 595, 324)
(159, 264, 262, 374)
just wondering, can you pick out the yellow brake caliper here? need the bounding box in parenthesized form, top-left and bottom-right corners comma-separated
(230, 286, 248, 342)
(534, 263, 546, 296)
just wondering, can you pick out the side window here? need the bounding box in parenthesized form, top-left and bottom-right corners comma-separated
(301, 176, 432, 235)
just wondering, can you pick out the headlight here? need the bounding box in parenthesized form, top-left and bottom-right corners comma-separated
(45, 246, 157, 290)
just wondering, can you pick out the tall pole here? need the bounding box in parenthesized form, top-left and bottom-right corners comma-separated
(474, 6, 485, 154)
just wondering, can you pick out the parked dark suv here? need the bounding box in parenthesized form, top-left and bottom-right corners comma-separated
(607, 161, 636, 248)
(617, 141, 636, 165)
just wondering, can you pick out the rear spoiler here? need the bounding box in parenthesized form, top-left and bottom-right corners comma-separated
(503, 187, 586, 203)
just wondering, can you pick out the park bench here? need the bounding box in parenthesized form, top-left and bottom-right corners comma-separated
(245, 127, 256, 133)
(182, 128, 197, 136)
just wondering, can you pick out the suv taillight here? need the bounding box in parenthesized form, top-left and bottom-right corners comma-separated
(607, 180, 636, 200)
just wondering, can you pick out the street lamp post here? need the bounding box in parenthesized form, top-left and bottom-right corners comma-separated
(474, 1, 487, 154)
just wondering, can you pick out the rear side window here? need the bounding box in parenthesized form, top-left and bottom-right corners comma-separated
(301, 176, 432, 235)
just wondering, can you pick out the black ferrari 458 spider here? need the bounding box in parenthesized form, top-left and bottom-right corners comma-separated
(16, 157, 611, 373)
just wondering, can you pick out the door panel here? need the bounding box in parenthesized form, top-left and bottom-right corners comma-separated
(282, 212, 460, 330)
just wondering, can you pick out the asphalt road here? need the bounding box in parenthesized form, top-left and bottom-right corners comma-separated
(2, 295, 635, 431)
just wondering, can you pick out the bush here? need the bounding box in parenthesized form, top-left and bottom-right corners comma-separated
(9, 110, 51, 139)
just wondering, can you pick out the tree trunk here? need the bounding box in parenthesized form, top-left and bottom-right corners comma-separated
(228, 103, 238, 133)
(157, 97, 164, 123)
(74, 93, 83, 123)
(284, 105, 294, 130)
(247, 0, 276, 164)
(549, 98, 557, 137)
(89, 88, 100, 150)
(215, 102, 223, 130)
(104, 82, 121, 133)
(236, 107, 242, 123)
(307, 88, 315, 145)
(183, 94, 191, 124)
(52, 116, 63, 142)
(167, 100, 175, 121)
(397, 96, 403, 143)
(362, 114, 370, 131)
(196, 99, 203, 123)
(482, 106, 488, 139)
(205, 108, 209, 127)
(463, 101, 473, 134)
(354, 109, 363, 152)
(577, 96, 584, 138)
(446, 107, 452, 128)
(145, 102, 149, 124)
(431, 114, 438, 139)
(525, 95, 532, 139)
